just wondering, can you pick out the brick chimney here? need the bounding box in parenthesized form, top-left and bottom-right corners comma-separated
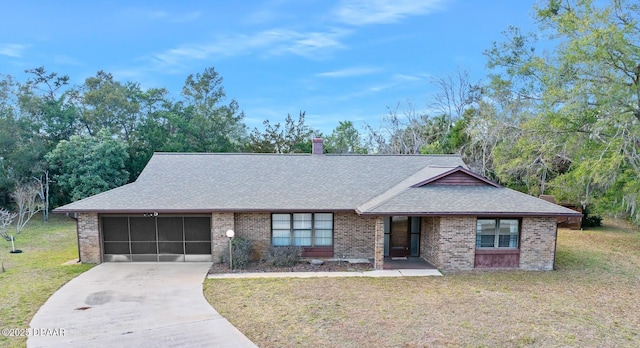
(312, 137, 323, 155)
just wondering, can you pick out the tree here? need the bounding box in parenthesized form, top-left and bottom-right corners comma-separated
(427, 69, 480, 133)
(33, 170, 50, 222)
(248, 112, 316, 153)
(0, 183, 41, 252)
(181, 67, 247, 152)
(0, 208, 17, 246)
(325, 121, 367, 154)
(46, 129, 129, 203)
(0, 97, 49, 193)
(70, 71, 140, 139)
(0, 207, 18, 255)
(365, 102, 430, 154)
(11, 182, 42, 235)
(485, 0, 640, 220)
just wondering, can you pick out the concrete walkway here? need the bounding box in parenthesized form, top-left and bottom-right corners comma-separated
(208, 269, 442, 279)
(28, 263, 256, 348)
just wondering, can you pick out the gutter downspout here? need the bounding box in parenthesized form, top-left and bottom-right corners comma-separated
(67, 212, 80, 263)
(552, 223, 559, 270)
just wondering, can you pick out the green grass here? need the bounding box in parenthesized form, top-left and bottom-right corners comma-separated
(0, 215, 92, 348)
(204, 221, 640, 348)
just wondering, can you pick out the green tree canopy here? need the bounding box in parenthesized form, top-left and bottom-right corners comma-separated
(325, 121, 367, 154)
(248, 111, 316, 153)
(485, 0, 640, 220)
(45, 129, 129, 203)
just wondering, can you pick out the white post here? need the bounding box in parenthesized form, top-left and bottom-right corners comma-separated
(226, 230, 235, 271)
(10, 235, 15, 252)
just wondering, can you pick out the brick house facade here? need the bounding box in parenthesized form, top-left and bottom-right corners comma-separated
(61, 149, 580, 272)
(76, 212, 560, 272)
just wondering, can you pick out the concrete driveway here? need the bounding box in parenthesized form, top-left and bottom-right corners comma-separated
(28, 263, 256, 348)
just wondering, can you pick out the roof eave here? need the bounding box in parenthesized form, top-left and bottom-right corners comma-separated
(357, 211, 584, 217)
(53, 208, 357, 214)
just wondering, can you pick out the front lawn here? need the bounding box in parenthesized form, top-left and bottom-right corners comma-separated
(204, 221, 640, 347)
(0, 216, 92, 348)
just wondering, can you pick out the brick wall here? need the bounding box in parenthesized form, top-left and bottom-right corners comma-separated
(373, 216, 384, 269)
(436, 216, 476, 272)
(78, 213, 101, 264)
(520, 217, 557, 270)
(235, 213, 271, 260)
(334, 212, 376, 259)
(420, 217, 440, 266)
(230, 211, 377, 260)
(211, 212, 234, 263)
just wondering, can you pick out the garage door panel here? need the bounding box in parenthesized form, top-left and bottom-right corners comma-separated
(185, 242, 211, 255)
(131, 254, 157, 262)
(131, 241, 157, 254)
(104, 254, 131, 262)
(184, 217, 211, 241)
(104, 242, 130, 254)
(102, 217, 129, 241)
(159, 242, 184, 254)
(159, 254, 185, 262)
(158, 217, 182, 241)
(129, 217, 156, 241)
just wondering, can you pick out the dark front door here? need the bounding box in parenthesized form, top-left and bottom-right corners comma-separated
(389, 216, 410, 257)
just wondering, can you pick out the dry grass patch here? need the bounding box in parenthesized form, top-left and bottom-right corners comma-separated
(204, 221, 640, 347)
(0, 216, 92, 348)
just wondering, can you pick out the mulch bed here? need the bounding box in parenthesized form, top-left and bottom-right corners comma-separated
(209, 260, 373, 274)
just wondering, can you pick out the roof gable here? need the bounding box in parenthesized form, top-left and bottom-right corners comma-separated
(411, 166, 500, 188)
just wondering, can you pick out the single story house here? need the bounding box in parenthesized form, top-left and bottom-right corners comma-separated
(54, 139, 581, 272)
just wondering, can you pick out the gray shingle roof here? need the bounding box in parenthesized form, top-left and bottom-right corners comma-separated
(54, 153, 462, 212)
(358, 185, 581, 216)
(53, 152, 580, 217)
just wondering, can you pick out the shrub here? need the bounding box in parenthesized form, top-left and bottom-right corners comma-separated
(222, 237, 252, 269)
(267, 246, 301, 267)
(582, 215, 602, 228)
(581, 206, 603, 228)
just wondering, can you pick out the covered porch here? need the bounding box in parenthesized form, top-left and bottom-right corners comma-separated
(382, 256, 437, 270)
(373, 215, 444, 270)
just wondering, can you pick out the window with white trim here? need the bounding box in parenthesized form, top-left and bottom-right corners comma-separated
(271, 213, 333, 247)
(476, 219, 519, 248)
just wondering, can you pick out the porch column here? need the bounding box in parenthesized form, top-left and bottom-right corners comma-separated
(211, 212, 235, 263)
(77, 212, 101, 264)
(373, 216, 385, 270)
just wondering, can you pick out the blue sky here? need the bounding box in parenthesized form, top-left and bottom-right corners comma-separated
(0, 1, 537, 133)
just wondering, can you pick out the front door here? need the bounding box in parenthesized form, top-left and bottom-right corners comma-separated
(389, 216, 410, 257)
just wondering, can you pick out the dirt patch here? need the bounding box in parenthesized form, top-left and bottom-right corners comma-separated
(209, 260, 373, 274)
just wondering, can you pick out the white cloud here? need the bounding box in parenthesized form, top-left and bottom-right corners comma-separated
(149, 28, 349, 71)
(333, 0, 446, 26)
(316, 66, 381, 78)
(392, 73, 423, 82)
(0, 44, 28, 58)
(276, 29, 348, 57)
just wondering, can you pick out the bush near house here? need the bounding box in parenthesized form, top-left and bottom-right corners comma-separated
(266, 246, 301, 267)
(222, 237, 252, 270)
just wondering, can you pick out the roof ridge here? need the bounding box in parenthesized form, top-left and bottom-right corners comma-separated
(152, 152, 463, 157)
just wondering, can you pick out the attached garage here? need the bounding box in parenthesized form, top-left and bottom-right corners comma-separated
(101, 215, 212, 262)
